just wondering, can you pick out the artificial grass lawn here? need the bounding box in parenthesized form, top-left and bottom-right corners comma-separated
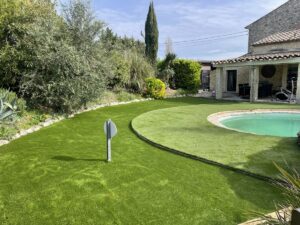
(0, 98, 287, 225)
(132, 101, 300, 178)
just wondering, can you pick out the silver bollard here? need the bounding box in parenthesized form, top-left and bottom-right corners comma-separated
(104, 119, 117, 162)
(291, 208, 300, 225)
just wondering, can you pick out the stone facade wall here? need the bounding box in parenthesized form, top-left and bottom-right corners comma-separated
(237, 67, 250, 86)
(253, 41, 300, 54)
(247, 0, 300, 52)
(259, 65, 283, 90)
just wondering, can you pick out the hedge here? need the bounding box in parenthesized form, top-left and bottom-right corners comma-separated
(172, 59, 201, 90)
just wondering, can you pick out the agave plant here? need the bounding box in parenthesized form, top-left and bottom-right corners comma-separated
(0, 92, 18, 123)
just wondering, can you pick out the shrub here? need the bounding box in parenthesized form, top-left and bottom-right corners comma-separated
(172, 59, 201, 90)
(0, 0, 58, 91)
(158, 68, 175, 86)
(21, 40, 107, 113)
(157, 53, 176, 87)
(108, 51, 131, 89)
(145, 78, 166, 99)
(20, 14, 108, 113)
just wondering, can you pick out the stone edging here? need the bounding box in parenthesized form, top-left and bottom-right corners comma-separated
(238, 207, 292, 225)
(0, 98, 154, 147)
(208, 109, 300, 134)
(130, 120, 285, 184)
(0, 94, 205, 148)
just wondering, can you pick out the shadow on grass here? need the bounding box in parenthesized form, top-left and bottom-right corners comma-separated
(218, 138, 300, 213)
(52, 156, 106, 162)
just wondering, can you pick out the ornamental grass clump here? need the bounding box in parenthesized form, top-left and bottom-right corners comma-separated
(257, 163, 300, 225)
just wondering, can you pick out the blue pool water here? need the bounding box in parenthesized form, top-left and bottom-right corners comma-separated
(221, 113, 300, 137)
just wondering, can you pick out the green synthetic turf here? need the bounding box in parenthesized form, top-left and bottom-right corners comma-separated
(0, 98, 287, 225)
(132, 100, 300, 178)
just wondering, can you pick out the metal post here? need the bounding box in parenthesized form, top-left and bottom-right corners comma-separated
(291, 208, 300, 225)
(106, 120, 112, 162)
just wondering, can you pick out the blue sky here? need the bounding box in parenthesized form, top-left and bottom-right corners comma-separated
(91, 0, 287, 60)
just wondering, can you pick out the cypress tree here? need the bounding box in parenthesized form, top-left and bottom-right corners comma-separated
(145, 1, 159, 65)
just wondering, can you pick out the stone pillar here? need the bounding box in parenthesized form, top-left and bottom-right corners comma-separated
(216, 67, 223, 100)
(250, 66, 259, 102)
(296, 64, 300, 103)
(223, 68, 227, 92)
(282, 64, 288, 89)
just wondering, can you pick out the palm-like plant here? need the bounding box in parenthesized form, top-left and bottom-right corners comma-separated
(255, 163, 300, 224)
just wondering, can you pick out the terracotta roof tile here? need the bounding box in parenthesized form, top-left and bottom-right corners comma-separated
(213, 51, 300, 65)
(253, 29, 300, 46)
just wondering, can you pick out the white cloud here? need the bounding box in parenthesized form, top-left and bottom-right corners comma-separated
(95, 0, 288, 60)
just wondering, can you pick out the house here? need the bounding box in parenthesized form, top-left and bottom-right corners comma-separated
(210, 0, 300, 103)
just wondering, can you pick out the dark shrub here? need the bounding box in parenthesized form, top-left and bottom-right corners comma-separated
(172, 59, 201, 90)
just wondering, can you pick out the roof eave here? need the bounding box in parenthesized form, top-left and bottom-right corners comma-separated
(253, 39, 300, 46)
(213, 56, 300, 68)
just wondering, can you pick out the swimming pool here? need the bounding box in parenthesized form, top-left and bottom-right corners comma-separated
(209, 110, 300, 137)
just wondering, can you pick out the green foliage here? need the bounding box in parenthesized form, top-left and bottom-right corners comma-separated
(106, 50, 154, 93)
(101, 28, 145, 55)
(62, 0, 104, 55)
(0, 0, 150, 114)
(127, 51, 155, 93)
(158, 53, 176, 71)
(0, 0, 110, 113)
(145, 77, 166, 99)
(172, 59, 201, 90)
(0, 89, 26, 124)
(145, 1, 159, 65)
(0, 126, 16, 139)
(21, 37, 106, 113)
(0, 88, 27, 139)
(0, 88, 26, 115)
(157, 53, 176, 86)
(0, 0, 57, 91)
(0, 108, 51, 140)
(101, 28, 151, 92)
(107, 51, 131, 89)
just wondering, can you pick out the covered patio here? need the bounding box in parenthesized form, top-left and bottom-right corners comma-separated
(213, 52, 300, 103)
